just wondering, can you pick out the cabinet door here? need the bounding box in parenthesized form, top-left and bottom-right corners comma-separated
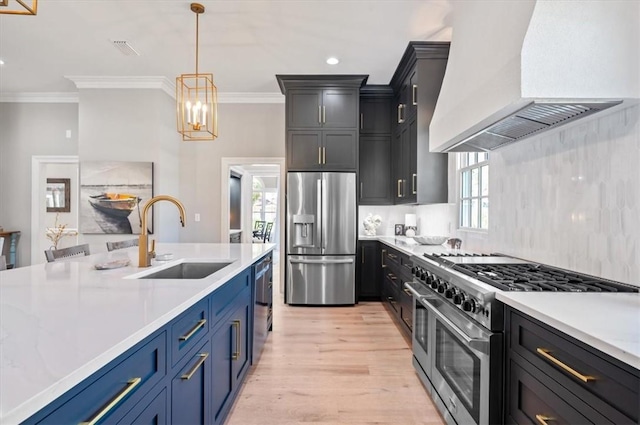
(211, 290, 252, 425)
(406, 116, 418, 203)
(360, 97, 392, 134)
(392, 125, 411, 204)
(170, 342, 211, 425)
(288, 89, 322, 128)
(406, 69, 418, 119)
(359, 135, 392, 205)
(357, 241, 380, 300)
(323, 89, 358, 128)
(322, 130, 357, 171)
(287, 131, 322, 170)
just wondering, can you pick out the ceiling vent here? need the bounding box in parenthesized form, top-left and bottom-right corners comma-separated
(111, 40, 140, 56)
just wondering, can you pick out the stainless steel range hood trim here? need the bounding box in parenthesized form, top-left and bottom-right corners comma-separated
(440, 99, 623, 153)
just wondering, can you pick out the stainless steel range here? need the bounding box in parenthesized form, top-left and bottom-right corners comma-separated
(405, 252, 638, 425)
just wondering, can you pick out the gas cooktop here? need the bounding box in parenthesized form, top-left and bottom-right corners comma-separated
(423, 252, 638, 293)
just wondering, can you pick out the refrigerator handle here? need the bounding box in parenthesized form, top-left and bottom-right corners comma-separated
(322, 178, 327, 251)
(317, 179, 322, 252)
(289, 258, 354, 265)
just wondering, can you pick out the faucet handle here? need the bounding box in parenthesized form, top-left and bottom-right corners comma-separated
(150, 239, 156, 258)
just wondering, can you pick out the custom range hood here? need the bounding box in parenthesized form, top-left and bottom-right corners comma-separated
(430, 0, 640, 152)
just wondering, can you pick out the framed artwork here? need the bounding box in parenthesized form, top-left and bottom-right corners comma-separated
(394, 224, 405, 236)
(46, 178, 71, 213)
(79, 161, 154, 234)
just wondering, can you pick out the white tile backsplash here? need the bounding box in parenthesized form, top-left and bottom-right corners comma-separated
(464, 104, 640, 285)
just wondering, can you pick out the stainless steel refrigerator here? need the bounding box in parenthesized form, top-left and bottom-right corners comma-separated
(286, 172, 356, 305)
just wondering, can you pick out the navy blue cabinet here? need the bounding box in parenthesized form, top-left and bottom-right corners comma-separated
(211, 286, 252, 425)
(117, 388, 168, 424)
(171, 340, 212, 424)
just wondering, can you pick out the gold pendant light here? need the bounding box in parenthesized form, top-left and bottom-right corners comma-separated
(0, 0, 37, 15)
(176, 3, 218, 141)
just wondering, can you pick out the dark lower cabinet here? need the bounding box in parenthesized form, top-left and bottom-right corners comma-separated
(356, 240, 380, 300)
(380, 244, 412, 340)
(171, 341, 211, 425)
(505, 306, 639, 424)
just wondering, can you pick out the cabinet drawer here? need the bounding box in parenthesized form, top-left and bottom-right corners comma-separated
(170, 297, 209, 367)
(39, 332, 166, 425)
(508, 309, 639, 423)
(211, 269, 251, 329)
(508, 359, 593, 425)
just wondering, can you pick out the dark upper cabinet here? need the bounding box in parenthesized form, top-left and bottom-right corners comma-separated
(359, 85, 394, 205)
(390, 42, 450, 205)
(359, 135, 392, 204)
(287, 130, 357, 171)
(277, 75, 368, 172)
(287, 88, 358, 129)
(360, 94, 392, 134)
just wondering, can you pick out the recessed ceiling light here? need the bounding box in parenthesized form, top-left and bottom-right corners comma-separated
(326, 57, 339, 65)
(0, 60, 4, 66)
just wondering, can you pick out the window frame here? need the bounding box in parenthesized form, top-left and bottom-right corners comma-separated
(458, 152, 489, 231)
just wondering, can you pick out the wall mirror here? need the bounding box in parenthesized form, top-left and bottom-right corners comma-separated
(46, 178, 71, 212)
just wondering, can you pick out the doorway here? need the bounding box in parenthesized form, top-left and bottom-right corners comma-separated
(220, 157, 285, 294)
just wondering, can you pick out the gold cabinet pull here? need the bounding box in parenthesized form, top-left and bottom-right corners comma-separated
(79, 377, 142, 425)
(387, 273, 397, 280)
(322, 147, 326, 164)
(181, 353, 209, 380)
(381, 249, 387, 268)
(535, 414, 555, 425)
(397, 179, 402, 197)
(412, 84, 418, 105)
(318, 105, 322, 123)
(179, 319, 207, 341)
(387, 253, 397, 259)
(412, 173, 417, 194)
(403, 288, 413, 296)
(536, 348, 596, 383)
(232, 320, 241, 360)
(397, 104, 405, 123)
(322, 105, 326, 123)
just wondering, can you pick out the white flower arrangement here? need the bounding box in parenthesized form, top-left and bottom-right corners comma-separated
(363, 213, 382, 236)
(46, 213, 78, 250)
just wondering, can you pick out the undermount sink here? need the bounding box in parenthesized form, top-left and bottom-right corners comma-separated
(136, 261, 232, 279)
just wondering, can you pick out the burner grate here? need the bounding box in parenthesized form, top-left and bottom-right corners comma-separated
(453, 263, 638, 293)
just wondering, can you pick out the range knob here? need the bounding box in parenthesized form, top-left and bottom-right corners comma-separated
(462, 298, 476, 313)
(412, 267, 421, 277)
(453, 292, 466, 305)
(444, 287, 457, 299)
(430, 278, 439, 290)
(420, 271, 427, 281)
(437, 281, 448, 294)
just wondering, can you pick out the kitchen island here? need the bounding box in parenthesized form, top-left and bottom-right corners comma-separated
(0, 243, 274, 424)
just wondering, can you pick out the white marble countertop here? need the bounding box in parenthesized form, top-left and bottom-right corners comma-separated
(0, 243, 274, 425)
(362, 235, 640, 370)
(497, 292, 640, 369)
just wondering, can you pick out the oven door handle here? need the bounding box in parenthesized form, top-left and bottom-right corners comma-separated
(403, 282, 434, 299)
(419, 296, 490, 355)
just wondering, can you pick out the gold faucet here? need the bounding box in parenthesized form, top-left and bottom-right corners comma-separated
(138, 195, 186, 267)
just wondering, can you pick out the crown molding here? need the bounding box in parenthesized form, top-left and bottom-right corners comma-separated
(2, 78, 285, 104)
(65, 76, 175, 98)
(0, 92, 79, 103)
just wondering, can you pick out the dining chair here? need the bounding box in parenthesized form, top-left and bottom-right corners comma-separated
(253, 221, 266, 240)
(263, 222, 274, 243)
(106, 238, 139, 252)
(0, 255, 6, 271)
(45, 244, 91, 263)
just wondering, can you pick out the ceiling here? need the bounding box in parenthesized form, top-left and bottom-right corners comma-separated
(0, 1, 452, 96)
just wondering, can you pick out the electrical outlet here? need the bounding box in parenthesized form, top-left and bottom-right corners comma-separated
(194, 213, 201, 222)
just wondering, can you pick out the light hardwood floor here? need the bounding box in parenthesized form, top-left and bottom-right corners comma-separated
(226, 274, 445, 425)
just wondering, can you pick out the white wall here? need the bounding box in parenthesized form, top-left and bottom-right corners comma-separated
(179, 103, 285, 242)
(0, 103, 79, 266)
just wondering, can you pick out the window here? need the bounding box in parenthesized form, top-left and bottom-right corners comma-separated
(252, 177, 277, 224)
(458, 153, 489, 230)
